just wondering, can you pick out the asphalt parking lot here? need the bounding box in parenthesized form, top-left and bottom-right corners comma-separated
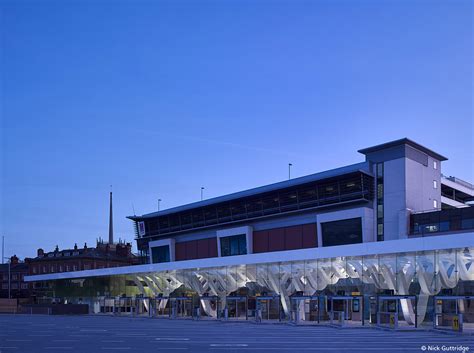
(0, 315, 472, 353)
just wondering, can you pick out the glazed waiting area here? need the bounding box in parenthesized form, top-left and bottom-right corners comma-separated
(38, 246, 474, 333)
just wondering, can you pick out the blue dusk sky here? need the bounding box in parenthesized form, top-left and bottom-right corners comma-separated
(1, 0, 473, 259)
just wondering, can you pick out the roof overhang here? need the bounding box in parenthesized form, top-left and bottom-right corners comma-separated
(358, 138, 448, 161)
(24, 231, 474, 282)
(129, 163, 371, 220)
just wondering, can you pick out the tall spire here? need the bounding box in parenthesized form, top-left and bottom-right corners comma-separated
(109, 186, 114, 244)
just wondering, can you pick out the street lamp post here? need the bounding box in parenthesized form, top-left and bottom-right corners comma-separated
(288, 163, 293, 180)
(201, 187, 205, 201)
(158, 199, 162, 211)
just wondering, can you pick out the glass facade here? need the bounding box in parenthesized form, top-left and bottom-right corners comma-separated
(46, 247, 474, 328)
(220, 234, 247, 257)
(321, 218, 362, 247)
(411, 207, 474, 236)
(151, 246, 170, 263)
(135, 172, 374, 241)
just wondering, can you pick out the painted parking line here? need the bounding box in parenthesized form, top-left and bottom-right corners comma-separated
(100, 348, 131, 350)
(101, 340, 125, 343)
(28, 334, 53, 337)
(0, 348, 18, 350)
(44, 347, 74, 350)
(156, 338, 190, 341)
(5, 340, 31, 342)
(210, 344, 249, 347)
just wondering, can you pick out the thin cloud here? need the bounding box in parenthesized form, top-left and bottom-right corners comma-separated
(134, 128, 310, 158)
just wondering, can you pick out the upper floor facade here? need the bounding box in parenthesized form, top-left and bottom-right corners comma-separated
(128, 138, 473, 265)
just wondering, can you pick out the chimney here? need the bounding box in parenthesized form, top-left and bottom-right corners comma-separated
(108, 191, 114, 244)
(10, 255, 19, 265)
(37, 248, 44, 257)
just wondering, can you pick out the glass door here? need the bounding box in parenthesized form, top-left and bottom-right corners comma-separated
(199, 296, 220, 319)
(329, 296, 364, 326)
(226, 296, 248, 320)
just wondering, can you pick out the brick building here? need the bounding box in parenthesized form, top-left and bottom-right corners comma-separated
(26, 241, 137, 276)
(0, 255, 31, 299)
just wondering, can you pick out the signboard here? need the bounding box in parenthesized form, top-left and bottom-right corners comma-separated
(453, 316, 460, 331)
(390, 314, 396, 328)
(138, 221, 146, 237)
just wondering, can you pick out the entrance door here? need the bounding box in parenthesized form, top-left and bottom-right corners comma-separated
(226, 296, 248, 320)
(377, 295, 417, 329)
(135, 297, 150, 316)
(290, 296, 320, 324)
(199, 296, 220, 319)
(433, 296, 473, 333)
(115, 297, 133, 315)
(153, 297, 170, 318)
(100, 297, 115, 314)
(170, 297, 194, 319)
(328, 296, 364, 326)
(256, 295, 281, 322)
(369, 296, 377, 325)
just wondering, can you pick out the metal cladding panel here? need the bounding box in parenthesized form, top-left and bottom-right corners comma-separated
(197, 238, 210, 258)
(284, 225, 303, 250)
(175, 242, 186, 261)
(176, 238, 218, 261)
(268, 228, 285, 252)
(208, 238, 218, 258)
(185, 240, 198, 260)
(253, 230, 269, 253)
(302, 223, 317, 248)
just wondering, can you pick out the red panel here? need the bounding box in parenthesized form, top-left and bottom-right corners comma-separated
(268, 228, 285, 251)
(302, 223, 317, 248)
(284, 225, 303, 250)
(185, 240, 198, 260)
(175, 243, 186, 261)
(208, 237, 218, 258)
(253, 230, 269, 253)
(197, 238, 210, 259)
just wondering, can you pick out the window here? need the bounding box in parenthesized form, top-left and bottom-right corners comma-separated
(321, 218, 363, 247)
(433, 180, 438, 189)
(2, 274, 8, 281)
(433, 200, 438, 209)
(65, 265, 70, 271)
(376, 163, 384, 241)
(220, 234, 247, 257)
(12, 274, 18, 280)
(59, 265, 63, 272)
(11, 283, 18, 289)
(434, 161, 437, 170)
(2, 284, 8, 289)
(21, 283, 28, 289)
(377, 223, 384, 236)
(32, 267, 37, 274)
(73, 265, 78, 271)
(151, 245, 170, 263)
